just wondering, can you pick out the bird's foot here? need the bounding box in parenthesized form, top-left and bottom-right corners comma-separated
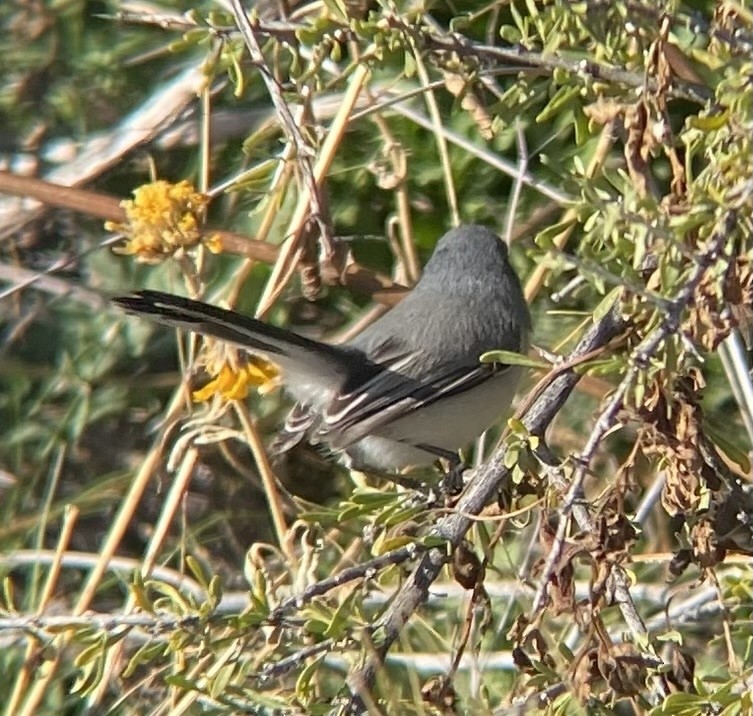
(439, 454, 467, 498)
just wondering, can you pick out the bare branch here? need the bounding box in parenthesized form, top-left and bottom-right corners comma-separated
(228, 0, 334, 258)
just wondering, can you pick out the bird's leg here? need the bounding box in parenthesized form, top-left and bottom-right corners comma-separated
(441, 453, 467, 496)
(416, 443, 468, 497)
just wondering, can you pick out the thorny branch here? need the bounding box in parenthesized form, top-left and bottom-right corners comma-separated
(256, 636, 358, 681)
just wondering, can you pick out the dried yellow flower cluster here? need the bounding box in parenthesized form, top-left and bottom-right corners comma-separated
(107, 180, 221, 263)
(192, 341, 280, 402)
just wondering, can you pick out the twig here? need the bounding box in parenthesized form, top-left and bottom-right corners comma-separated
(376, 11, 711, 105)
(644, 585, 720, 632)
(0, 171, 404, 307)
(425, 33, 712, 105)
(253, 63, 371, 316)
(718, 330, 753, 449)
(369, 114, 419, 284)
(0, 613, 202, 634)
(0, 245, 117, 308)
(257, 637, 349, 680)
(0, 65, 207, 239)
(268, 544, 424, 623)
(633, 471, 667, 525)
(390, 103, 569, 205)
(89, 448, 202, 705)
(15, 392, 187, 716)
(1, 553, 691, 624)
(228, 0, 334, 258)
(404, 32, 459, 226)
(503, 121, 528, 247)
(0, 551, 207, 602)
(233, 402, 293, 566)
(5, 504, 79, 716)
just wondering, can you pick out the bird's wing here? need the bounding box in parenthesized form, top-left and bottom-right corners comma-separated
(270, 342, 505, 456)
(114, 290, 354, 387)
(315, 345, 510, 449)
(270, 402, 318, 454)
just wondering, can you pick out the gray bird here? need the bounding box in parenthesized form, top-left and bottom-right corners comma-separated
(114, 224, 530, 471)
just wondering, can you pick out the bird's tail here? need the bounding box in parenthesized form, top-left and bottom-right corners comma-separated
(113, 290, 350, 387)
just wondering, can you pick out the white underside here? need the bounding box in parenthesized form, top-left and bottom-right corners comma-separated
(342, 367, 522, 470)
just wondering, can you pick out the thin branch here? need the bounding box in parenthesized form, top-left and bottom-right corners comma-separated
(268, 544, 424, 623)
(0, 613, 202, 634)
(718, 330, 753, 449)
(0, 65, 208, 239)
(88, 448, 203, 705)
(228, 0, 334, 273)
(424, 33, 712, 105)
(390, 103, 569, 205)
(503, 121, 528, 247)
(1, 550, 692, 621)
(257, 637, 349, 680)
(0, 171, 404, 307)
(404, 33, 459, 226)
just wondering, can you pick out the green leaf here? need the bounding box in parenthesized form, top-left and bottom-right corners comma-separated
(122, 642, 167, 678)
(499, 25, 521, 43)
(186, 555, 210, 592)
(164, 673, 199, 689)
(304, 617, 329, 635)
(420, 534, 450, 548)
(349, 489, 401, 508)
(507, 417, 528, 435)
(509, 1, 528, 37)
(296, 656, 324, 699)
(536, 85, 580, 123)
(208, 575, 223, 607)
(372, 534, 416, 554)
(338, 505, 367, 522)
(210, 663, 236, 698)
(145, 580, 195, 615)
(323, 589, 357, 638)
(592, 286, 620, 321)
(403, 50, 416, 78)
(504, 446, 520, 469)
(130, 572, 155, 615)
(573, 104, 590, 145)
(321, 0, 348, 20)
(375, 504, 424, 528)
(656, 630, 683, 644)
(2, 577, 15, 612)
(480, 350, 550, 369)
(687, 110, 730, 131)
(703, 423, 752, 474)
(534, 219, 576, 249)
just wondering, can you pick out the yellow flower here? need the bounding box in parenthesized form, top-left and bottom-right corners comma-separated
(192, 346, 280, 402)
(106, 180, 220, 263)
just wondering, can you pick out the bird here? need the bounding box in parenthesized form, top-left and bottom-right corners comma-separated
(113, 224, 530, 472)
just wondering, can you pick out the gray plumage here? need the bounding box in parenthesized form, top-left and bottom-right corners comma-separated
(113, 224, 530, 470)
